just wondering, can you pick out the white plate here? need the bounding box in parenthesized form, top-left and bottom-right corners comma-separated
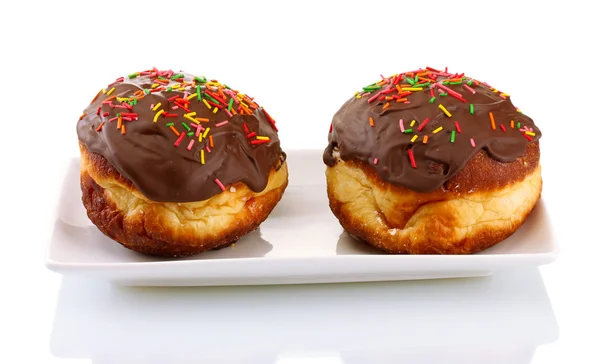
(46, 150, 558, 286)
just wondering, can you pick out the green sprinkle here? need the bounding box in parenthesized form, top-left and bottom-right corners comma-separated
(167, 86, 172, 92)
(204, 93, 220, 104)
(187, 131, 194, 136)
(224, 84, 231, 89)
(448, 81, 463, 85)
(451, 130, 456, 143)
(197, 85, 202, 101)
(166, 122, 175, 127)
(362, 86, 381, 92)
(181, 122, 191, 131)
(416, 82, 430, 88)
(440, 92, 448, 96)
(228, 98, 234, 111)
(467, 79, 473, 86)
(116, 113, 121, 117)
(404, 129, 413, 133)
(429, 97, 436, 104)
(194, 76, 207, 83)
(128, 73, 138, 79)
(158, 76, 168, 81)
(143, 89, 150, 95)
(470, 104, 474, 114)
(517, 122, 521, 128)
(133, 98, 138, 105)
(405, 77, 415, 85)
(172, 73, 184, 80)
(414, 75, 419, 83)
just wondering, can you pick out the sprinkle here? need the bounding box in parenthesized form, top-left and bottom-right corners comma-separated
(410, 120, 416, 127)
(187, 93, 198, 101)
(121, 125, 126, 135)
(399, 119, 405, 132)
(215, 178, 226, 191)
(79, 113, 87, 120)
(433, 126, 443, 134)
(469, 104, 474, 114)
(202, 99, 212, 109)
(526, 131, 536, 136)
(423, 135, 429, 144)
(215, 120, 229, 127)
(429, 97, 436, 103)
(209, 135, 214, 148)
(404, 129, 413, 133)
(511, 120, 515, 128)
(228, 98, 234, 112)
(417, 117, 430, 132)
(470, 138, 476, 148)
(169, 126, 180, 136)
(523, 133, 533, 141)
(246, 132, 257, 139)
(171, 73, 184, 80)
(451, 130, 456, 143)
(213, 107, 218, 114)
(373, 158, 379, 165)
(174, 132, 185, 147)
(407, 149, 416, 168)
(183, 114, 197, 124)
(203, 127, 211, 138)
(200, 150, 205, 164)
(251, 139, 270, 145)
(103, 112, 109, 117)
(369, 117, 375, 127)
(205, 146, 212, 153)
(181, 122, 191, 131)
(382, 102, 390, 110)
(153, 109, 164, 122)
(402, 87, 423, 91)
(186, 139, 195, 151)
(411, 135, 418, 143)
(166, 122, 175, 127)
(96, 107, 101, 116)
(489, 112, 496, 130)
(195, 117, 209, 123)
(106, 87, 116, 96)
(96, 122, 105, 131)
(500, 124, 507, 132)
(517, 122, 521, 128)
(438, 104, 452, 117)
(463, 84, 476, 94)
(256, 136, 270, 141)
(454, 121, 462, 133)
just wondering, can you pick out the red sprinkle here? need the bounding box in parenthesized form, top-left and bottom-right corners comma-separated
(215, 178, 226, 191)
(523, 133, 533, 141)
(407, 149, 416, 168)
(500, 124, 507, 132)
(174, 132, 185, 146)
(246, 131, 257, 139)
(96, 107, 101, 115)
(329, 123, 333, 133)
(454, 121, 462, 133)
(373, 158, 379, 165)
(251, 139, 269, 145)
(417, 117, 430, 132)
(103, 112, 109, 117)
(243, 122, 249, 133)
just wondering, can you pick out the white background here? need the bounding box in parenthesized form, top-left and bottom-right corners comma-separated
(1, 0, 599, 363)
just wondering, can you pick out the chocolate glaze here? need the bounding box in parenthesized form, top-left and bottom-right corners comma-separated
(78, 70, 284, 202)
(324, 70, 542, 192)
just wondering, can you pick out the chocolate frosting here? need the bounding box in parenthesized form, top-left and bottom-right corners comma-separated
(324, 68, 542, 192)
(77, 69, 283, 202)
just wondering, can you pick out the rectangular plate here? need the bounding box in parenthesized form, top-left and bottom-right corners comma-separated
(46, 150, 558, 286)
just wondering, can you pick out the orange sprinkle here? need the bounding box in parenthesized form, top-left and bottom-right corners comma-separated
(382, 102, 390, 110)
(121, 125, 126, 135)
(169, 125, 180, 136)
(117, 116, 122, 129)
(209, 135, 214, 148)
(104, 95, 116, 103)
(447, 78, 463, 82)
(419, 77, 435, 82)
(396, 85, 402, 93)
(405, 72, 414, 77)
(369, 117, 375, 127)
(395, 98, 407, 103)
(79, 113, 87, 120)
(133, 90, 144, 97)
(510, 120, 515, 128)
(423, 135, 429, 144)
(91, 91, 101, 103)
(96, 121, 105, 131)
(385, 96, 394, 100)
(489, 112, 496, 130)
(195, 117, 210, 123)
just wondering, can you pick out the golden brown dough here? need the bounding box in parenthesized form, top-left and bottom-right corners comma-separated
(80, 144, 288, 257)
(325, 143, 541, 254)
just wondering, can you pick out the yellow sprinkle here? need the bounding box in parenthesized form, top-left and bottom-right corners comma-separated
(203, 127, 211, 138)
(101, 89, 107, 94)
(153, 109, 164, 122)
(241, 101, 249, 108)
(201, 149, 205, 164)
(438, 104, 452, 117)
(526, 131, 536, 136)
(256, 136, 270, 141)
(202, 99, 211, 109)
(356, 95, 362, 99)
(501, 93, 510, 97)
(493, 89, 499, 93)
(186, 112, 197, 117)
(401, 87, 423, 91)
(198, 134, 202, 142)
(187, 93, 198, 100)
(117, 97, 128, 102)
(410, 135, 418, 143)
(213, 107, 218, 114)
(106, 87, 116, 96)
(151, 83, 159, 89)
(152, 102, 162, 111)
(184, 114, 197, 124)
(433, 126, 443, 134)
(410, 120, 416, 127)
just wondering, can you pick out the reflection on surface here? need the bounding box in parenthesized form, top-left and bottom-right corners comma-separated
(335, 231, 382, 255)
(50, 268, 558, 364)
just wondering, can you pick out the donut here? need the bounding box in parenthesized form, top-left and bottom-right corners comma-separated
(77, 68, 287, 257)
(324, 67, 542, 254)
